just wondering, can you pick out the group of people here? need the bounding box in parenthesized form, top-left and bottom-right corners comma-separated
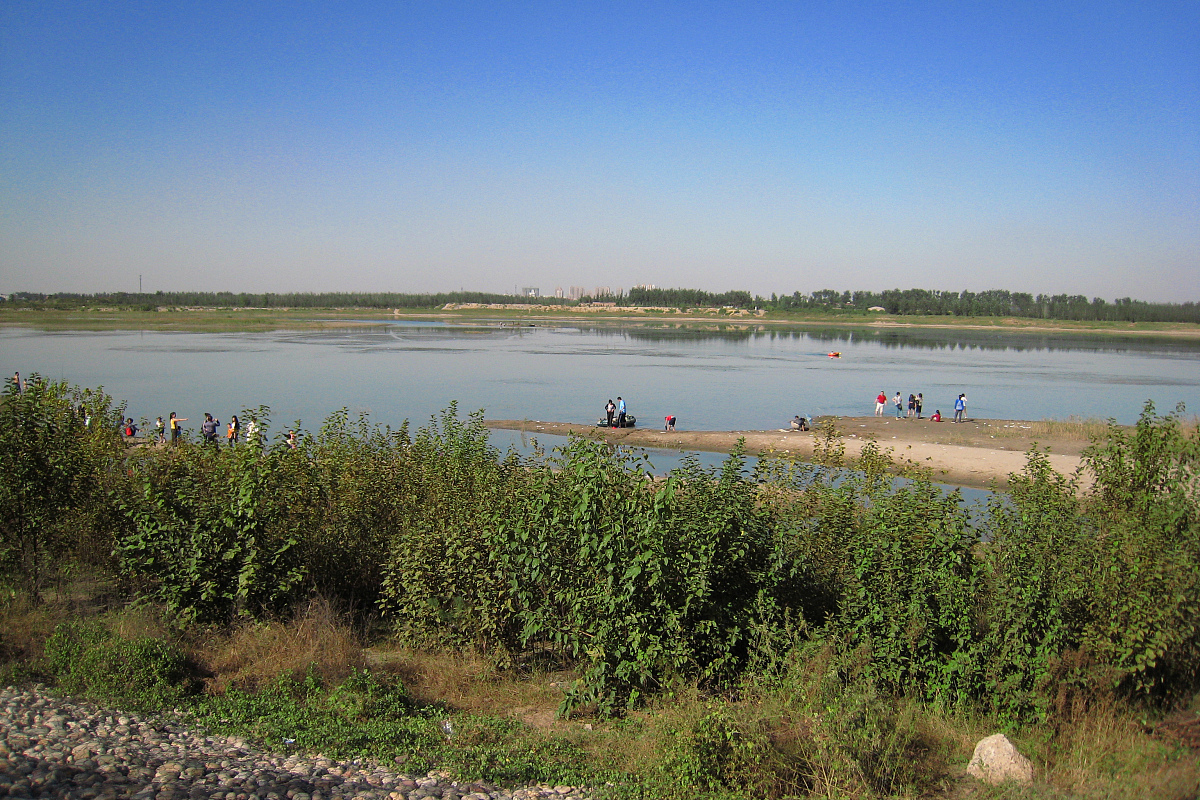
(604, 397, 629, 428)
(874, 390, 926, 419)
(872, 390, 967, 423)
(125, 412, 267, 447)
(873, 388, 964, 422)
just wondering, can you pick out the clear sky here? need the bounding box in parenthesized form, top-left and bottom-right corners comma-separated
(2, 1, 1197, 301)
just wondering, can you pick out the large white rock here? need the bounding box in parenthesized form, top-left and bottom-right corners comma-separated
(966, 733, 1034, 785)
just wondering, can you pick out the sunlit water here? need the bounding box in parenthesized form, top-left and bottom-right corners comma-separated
(6, 321, 1195, 433)
(9, 319, 1197, 497)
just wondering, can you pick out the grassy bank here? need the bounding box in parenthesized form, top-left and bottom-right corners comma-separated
(4, 590, 1198, 799)
(2, 379, 1199, 797)
(3, 305, 1199, 338)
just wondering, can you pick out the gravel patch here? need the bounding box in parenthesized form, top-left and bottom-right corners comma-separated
(0, 687, 591, 800)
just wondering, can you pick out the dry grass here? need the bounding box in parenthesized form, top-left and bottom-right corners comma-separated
(0, 594, 62, 664)
(107, 603, 171, 641)
(364, 644, 572, 731)
(1037, 700, 1200, 800)
(198, 596, 366, 693)
(983, 418, 1113, 443)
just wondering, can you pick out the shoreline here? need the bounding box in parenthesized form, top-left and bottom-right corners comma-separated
(2, 307, 1198, 339)
(485, 416, 1096, 490)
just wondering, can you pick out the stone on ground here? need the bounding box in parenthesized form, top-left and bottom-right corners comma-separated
(966, 733, 1033, 785)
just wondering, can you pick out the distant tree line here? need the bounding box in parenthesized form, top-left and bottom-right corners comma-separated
(0, 291, 569, 310)
(625, 286, 1199, 323)
(764, 288, 1200, 323)
(621, 286, 756, 309)
(2, 287, 1197, 323)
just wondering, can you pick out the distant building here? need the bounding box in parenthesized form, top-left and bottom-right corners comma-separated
(522, 287, 540, 298)
(569, 286, 587, 300)
(554, 287, 564, 299)
(631, 283, 656, 291)
(594, 286, 612, 298)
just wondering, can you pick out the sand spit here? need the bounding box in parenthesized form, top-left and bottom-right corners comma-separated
(485, 416, 1095, 490)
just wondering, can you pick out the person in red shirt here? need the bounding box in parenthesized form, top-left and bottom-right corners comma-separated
(875, 390, 887, 416)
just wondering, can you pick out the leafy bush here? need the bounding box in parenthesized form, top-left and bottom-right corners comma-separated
(377, 404, 520, 650)
(978, 448, 1090, 721)
(1078, 401, 1200, 702)
(11, 379, 1200, 728)
(0, 376, 125, 599)
(43, 620, 194, 709)
(116, 433, 307, 623)
(831, 469, 980, 707)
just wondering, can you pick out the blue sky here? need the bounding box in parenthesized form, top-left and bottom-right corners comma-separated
(2, 1, 1197, 300)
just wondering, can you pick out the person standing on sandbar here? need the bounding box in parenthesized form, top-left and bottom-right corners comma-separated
(169, 412, 187, 444)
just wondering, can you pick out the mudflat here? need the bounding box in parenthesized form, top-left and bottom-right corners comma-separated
(485, 415, 1109, 490)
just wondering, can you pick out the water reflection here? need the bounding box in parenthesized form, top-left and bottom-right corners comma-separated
(550, 320, 1199, 355)
(3, 320, 1197, 433)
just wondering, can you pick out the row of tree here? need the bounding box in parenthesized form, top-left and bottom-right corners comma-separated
(3, 287, 1198, 323)
(0, 291, 569, 310)
(764, 288, 1200, 323)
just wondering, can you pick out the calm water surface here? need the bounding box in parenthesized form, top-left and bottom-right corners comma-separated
(4, 322, 1198, 439)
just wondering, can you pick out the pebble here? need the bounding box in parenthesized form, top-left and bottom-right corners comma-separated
(0, 687, 591, 800)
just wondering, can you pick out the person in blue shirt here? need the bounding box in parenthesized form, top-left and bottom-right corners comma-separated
(954, 394, 967, 423)
(617, 396, 627, 428)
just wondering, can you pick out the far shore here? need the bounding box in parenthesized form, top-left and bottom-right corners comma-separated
(484, 416, 1104, 490)
(2, 306, 1198, 339)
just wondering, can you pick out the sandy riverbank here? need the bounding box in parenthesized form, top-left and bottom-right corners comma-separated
(485, 416, 1103, 490)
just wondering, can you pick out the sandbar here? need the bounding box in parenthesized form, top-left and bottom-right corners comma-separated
(485, 416, 1101, 490)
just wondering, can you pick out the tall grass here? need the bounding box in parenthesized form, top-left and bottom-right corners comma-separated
(985, 417, 1113, 441)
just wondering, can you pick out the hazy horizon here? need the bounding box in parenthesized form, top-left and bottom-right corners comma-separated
(1, 285, 1196, 307)
(2, 3, 1197, 302)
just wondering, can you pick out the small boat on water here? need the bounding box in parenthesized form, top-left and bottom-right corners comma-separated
(597, 415, 637, 428)
(827, 351, 842, 358)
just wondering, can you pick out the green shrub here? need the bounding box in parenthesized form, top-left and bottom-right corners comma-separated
(495, 441, 793, 716)
(43, 620, 193, 708)
(978, 448, 1090, 722)
(0, 377, 125, 600)
(115, 409, 308, 623)
(377, 404, 520, 650)
(830, 457, 982, 707)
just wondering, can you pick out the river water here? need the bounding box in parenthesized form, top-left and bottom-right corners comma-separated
(4, 321, 1198, 443)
